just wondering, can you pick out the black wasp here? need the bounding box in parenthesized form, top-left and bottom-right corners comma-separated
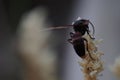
(67, 19, 95, 59)
(43, 18, 95, 59)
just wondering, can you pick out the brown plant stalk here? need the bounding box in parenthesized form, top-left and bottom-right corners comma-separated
(78, 35, 104, 80)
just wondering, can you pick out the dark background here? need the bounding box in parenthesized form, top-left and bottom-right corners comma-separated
(0, 0, 80, 80)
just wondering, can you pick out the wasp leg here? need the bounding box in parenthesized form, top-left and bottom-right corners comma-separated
(70, 32, 74, 37)
(67, 39, 73, 44)
(83, 38, 94, 60)
(87, 30, 95, 40)
(67, 32, 74, 44)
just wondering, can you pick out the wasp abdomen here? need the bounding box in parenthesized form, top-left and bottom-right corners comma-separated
(73, 39, 85, 57)
(68, 32, 86, 58)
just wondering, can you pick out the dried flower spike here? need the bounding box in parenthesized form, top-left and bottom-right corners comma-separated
(78, 34, 104, 80)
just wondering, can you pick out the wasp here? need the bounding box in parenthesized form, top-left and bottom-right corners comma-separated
(42, 18, 95, 59)
(67, 19, 95, 59)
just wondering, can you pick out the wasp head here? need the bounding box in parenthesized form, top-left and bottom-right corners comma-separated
(73, 19, 89, 35)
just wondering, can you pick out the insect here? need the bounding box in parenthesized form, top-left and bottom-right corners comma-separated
(67, 19, 95, 59)
(42, 18, 95, 59)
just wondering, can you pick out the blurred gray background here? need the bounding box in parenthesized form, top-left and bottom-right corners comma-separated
(64, 0, 120, 80)
(0, 0, 120, 80)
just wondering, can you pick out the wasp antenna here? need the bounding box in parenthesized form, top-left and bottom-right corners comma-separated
(89, 21, 95, 39)
(40, 25, 73, 31)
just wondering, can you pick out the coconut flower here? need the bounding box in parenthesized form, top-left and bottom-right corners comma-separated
(17, 7, 57, 80)
(78, 34, 104, 80)
(109, 56, 120, 79)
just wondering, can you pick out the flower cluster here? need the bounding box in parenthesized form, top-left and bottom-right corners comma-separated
(78, 35, 104, 80)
